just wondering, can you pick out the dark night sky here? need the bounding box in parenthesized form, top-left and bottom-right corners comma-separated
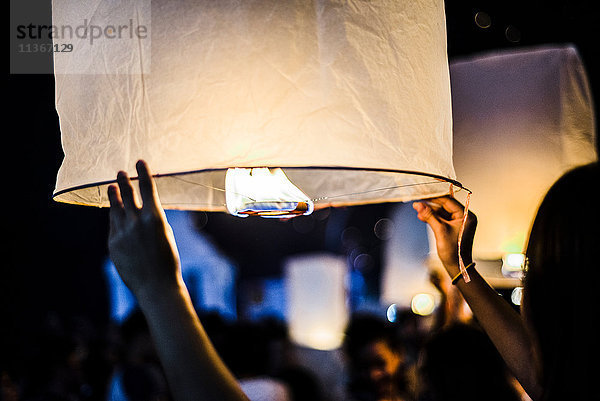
(4, 0, 599, 363)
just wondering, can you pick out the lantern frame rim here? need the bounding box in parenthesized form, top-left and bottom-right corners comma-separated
(52, 165, 470, 205)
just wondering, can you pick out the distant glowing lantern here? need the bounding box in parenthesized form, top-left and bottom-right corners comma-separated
(381, 202, 438, 308)
(285, 253, 348, 350)
(51, 0, 463, 217)
(451, 45, 597, 262)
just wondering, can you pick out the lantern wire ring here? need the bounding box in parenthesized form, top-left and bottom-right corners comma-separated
(168, 175, 464, 204)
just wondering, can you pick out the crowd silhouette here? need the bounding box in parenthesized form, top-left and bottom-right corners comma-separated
(1, 295, 526, 401)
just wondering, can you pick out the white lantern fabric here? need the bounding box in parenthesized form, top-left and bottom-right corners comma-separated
(284, 253, 348, 350)
(380, 203, 436, 308)
(51, 0, 459, 211)
(451, 45, 597, 260)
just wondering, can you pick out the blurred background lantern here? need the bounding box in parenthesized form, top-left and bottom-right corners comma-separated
(284, 253, 348, 351)
(380, 44, 597, 312)
(448, 45, 597, 282)
(51, 0, 464, 216)
(380, 202, 437, 311)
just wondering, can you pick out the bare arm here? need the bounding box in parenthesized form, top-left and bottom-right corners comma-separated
(413, 198, 542, 400)
(107, 160, 249, 401)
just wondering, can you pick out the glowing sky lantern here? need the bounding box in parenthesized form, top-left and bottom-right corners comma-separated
(51, 0, 463, 216)
(450, 45, 597, 264)
(285, 253, 348, 350)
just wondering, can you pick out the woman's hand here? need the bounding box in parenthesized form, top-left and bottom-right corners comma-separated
(413, 197, 477, 276)
(107, 160, 182, 300)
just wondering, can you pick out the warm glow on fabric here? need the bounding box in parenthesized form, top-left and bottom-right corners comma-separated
(51, 0, 461, 213)
(451, 45, 597, 261)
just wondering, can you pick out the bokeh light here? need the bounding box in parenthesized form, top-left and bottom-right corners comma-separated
(374, 218, 395, 240)
(386, 304, 398, 322)
(511, 287, 523, 306)
(411, 293, 436, 316)
(474, 11, 492, 28)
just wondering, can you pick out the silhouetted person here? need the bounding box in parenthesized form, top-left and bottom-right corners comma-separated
(417, 322, 521, 401)
(343, 314, 413, 401)
(106, 309, 171, 401)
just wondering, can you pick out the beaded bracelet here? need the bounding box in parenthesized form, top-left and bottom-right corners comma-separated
(451, 262, 476, 285)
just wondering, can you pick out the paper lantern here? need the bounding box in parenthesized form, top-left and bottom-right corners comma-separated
(380, 203, 437, 308)
(285, 253, 348, 350)
(51, 0, 461, 216)
(451, 45, 597, 261)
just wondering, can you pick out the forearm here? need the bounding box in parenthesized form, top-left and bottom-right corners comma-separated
(413, 198, 541, 398)
(450, 265, 542, 399)
(136, 277, 249, 401)
(108, 163, 249, 401)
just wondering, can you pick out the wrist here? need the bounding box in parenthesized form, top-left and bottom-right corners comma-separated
(451, 262, 476, 285)
(135, 274, 187, 310)
(443, 257, 474, 279)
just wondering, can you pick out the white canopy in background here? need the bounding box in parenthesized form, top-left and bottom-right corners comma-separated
(51, 0, 459, 211)
(382, 45, 597, 303)
(450, 45, 596, 261)
(284, 253, 348, 351)
(381, 203, 434, 308)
